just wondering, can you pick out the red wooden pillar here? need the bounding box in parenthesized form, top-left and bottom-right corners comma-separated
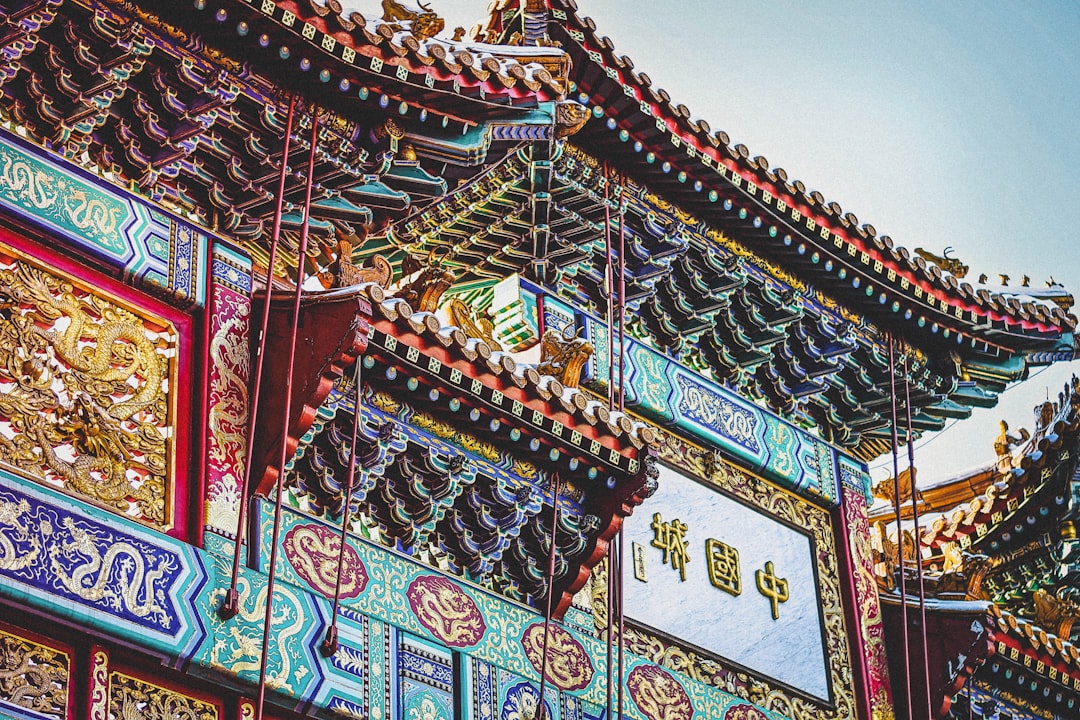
(835, 482, 894, 720)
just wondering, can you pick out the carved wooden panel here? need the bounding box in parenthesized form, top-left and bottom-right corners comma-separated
(0, 237, 180, 530)
(0, 623, 71, 719)
(107, 670, 221, 720)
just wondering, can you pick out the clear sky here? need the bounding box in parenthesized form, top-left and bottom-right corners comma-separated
(372, 0, 1080, 481)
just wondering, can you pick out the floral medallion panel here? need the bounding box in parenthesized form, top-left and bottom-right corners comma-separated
(0, 231, 191, 535)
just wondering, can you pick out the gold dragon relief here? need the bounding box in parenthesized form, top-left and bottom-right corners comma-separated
(0, 246, 177, 529)
(108, 670, 219, 720)
(0, 627, 70, 719)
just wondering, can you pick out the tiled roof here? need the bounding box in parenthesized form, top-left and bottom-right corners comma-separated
(529, 0, 1075, 336)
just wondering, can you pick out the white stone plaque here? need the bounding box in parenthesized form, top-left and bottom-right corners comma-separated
(623, 464, 830, 701)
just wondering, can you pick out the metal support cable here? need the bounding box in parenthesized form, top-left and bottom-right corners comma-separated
(603, 163, 614, 411)
(255, 105, 320, 720)
(221, 93, 296, 618)
(617, 181, 626, 414)
(903, 353, 932, 715)
(888, 334, 913, 718)
(321, 351, 364, 657)
(537, 472, 562, 720)
(617, 528, 625, 720)
(606, 539, 614, 720)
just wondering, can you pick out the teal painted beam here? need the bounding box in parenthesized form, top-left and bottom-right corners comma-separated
(0, 127, 207, 308)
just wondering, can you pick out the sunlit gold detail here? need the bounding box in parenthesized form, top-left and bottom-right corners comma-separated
(0, 628, 69, 718)
(537, 327, 593, 389)
(448, 298, 501, 350)
(314, 228, 392, 289)
(380, 0, 445, 41)
(396, 252, 455, 312)
(1032, 586, 1080, 640)
(913, 246, 969, 278)
(0, 247, 175, 526)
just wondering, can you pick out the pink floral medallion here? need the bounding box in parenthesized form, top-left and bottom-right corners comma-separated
(283, 523, 368, 599)
(723, 703, 769, 720)
(626, 664, 693, 720)
(520, 623, 594, 691)
(406, 575, 487, 647)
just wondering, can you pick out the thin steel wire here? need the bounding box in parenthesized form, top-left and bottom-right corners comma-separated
(255, 105, 320, 720)
(222, 94, 296, 616)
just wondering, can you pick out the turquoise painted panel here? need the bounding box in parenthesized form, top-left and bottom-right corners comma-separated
(251, 501, 787, 720)
(574, 311, 841, 506)
(0, 468, 787, 720)
(837, 453, 873, 504)
(188, 551, 328, 701)
(0, 128, 207, 307)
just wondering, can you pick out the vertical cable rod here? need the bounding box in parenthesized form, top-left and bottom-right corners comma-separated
(903, 353, 932, 715)
(616, 528, 625, 720)
(887, 334, 913, 719)
(255, 105, 320, 720)
(321, 350, 364, 656)
(617, 179, 626, 414)
(603, 163, 614, 411)
(537, 472, 562, 720)
(221, 94, 296, 618)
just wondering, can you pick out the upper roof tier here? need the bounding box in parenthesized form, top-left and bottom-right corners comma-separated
(1, 0, 1075, 456)
(477, 0, 1075, 335)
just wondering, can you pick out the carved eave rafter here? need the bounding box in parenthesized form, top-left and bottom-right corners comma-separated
(0, 0, 562, 281)
(518, 0, 1075, 335)
(252, 282, 657, 616)
(869, 379, 1080, 620)
(470, 2, 1079, 455)
(980, 604, 1080, 717)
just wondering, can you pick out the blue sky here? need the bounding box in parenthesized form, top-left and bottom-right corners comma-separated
(424, 1, 1080, 480)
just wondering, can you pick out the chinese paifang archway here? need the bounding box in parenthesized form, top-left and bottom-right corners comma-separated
(0, 2, 1076, 720)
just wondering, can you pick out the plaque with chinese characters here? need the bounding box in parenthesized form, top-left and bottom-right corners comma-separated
(623, 464, 830, 701)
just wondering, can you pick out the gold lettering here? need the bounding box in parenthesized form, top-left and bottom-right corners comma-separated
(755, 561, 789, 620)
(650, 513, 690, 581)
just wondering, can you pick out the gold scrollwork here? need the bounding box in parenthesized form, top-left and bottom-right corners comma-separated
(0, 248, 176, 527)
(0, 628, 69, 718)
(108, 671, 218, 720)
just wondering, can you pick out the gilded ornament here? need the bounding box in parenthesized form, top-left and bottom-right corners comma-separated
(1032, 586, 1080, 639)
(913, 246, 969, 278)
(537, 327, 594, 389)
(313, 228, 393, 289)
(108, 671, 218, 720)
(0, 629, 69, 718)
(448, 298, 502, 350)
(395, 251, 455, 313)
(380, 0, 445, 41)
(0, 250, 174, 526)
(554, 100, 589, 139)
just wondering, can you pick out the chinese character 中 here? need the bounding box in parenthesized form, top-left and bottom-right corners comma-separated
(755, 561, 789, 620)
(650, 512, 690, 581)
(705, 539, 741, 596)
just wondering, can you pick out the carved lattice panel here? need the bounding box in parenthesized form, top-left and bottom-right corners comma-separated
(0, 241, 178, 529)
(107, 670, 220, 720)
(0, 624, 70, 719)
